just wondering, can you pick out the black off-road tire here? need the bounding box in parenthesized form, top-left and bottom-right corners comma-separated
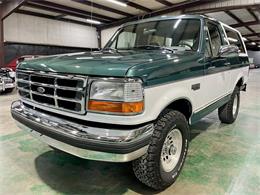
(218, 86, 240, 124)
(132, 109, 189, 190)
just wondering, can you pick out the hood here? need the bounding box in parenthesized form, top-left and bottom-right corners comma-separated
(18, 50, 202, 79)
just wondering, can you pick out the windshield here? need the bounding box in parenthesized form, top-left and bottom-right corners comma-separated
(105, 19, 201, 51)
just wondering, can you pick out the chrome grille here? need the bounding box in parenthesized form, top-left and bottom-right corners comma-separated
(16, 70, 88, 114)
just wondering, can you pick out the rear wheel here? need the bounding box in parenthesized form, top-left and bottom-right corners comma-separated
(132, 110, 189, 190)
(218, 86, 240, 124)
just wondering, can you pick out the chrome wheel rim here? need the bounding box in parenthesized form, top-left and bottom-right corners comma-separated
(233, 95, 238, 116)
(161, 128, 183, 173)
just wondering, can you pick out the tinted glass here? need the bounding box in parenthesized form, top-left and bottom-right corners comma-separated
(107, 19, 201, 51)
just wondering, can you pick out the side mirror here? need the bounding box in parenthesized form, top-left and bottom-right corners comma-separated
(218, 45, 239, 57)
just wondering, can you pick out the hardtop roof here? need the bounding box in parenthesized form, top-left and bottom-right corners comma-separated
(122, 14, 236, 32)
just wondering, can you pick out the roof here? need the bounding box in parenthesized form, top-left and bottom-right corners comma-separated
(122, 14, 205, 27)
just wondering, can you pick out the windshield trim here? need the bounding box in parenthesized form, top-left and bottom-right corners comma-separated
(104, 18, 204, 54)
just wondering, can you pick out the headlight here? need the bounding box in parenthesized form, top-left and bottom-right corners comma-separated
(88, 78, 144, 115)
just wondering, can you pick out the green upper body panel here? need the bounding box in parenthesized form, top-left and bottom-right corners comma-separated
(18, 50, 204, 86)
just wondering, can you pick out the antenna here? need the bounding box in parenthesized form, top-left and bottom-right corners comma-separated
(90, 0, 93, 53)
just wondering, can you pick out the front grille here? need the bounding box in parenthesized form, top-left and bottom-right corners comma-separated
(17, 70, 88, 114)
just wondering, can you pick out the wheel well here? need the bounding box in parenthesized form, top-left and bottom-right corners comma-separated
(236, 78, 244, 87)
(165, 99, 192, 120)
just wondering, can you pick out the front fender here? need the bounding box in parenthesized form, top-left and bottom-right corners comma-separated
(144, 82, 195, 121)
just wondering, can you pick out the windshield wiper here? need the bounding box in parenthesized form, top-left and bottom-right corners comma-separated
(102, 47, 117, 52)
(134, 45, 177, 53)
(134, 45, 160, 50)
(160, 46, 179, 53)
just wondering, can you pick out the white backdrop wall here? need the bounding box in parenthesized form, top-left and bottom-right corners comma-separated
(4, 13, 98, 48)
(101, 26, 119, 47)
(248, 50, 260, 65)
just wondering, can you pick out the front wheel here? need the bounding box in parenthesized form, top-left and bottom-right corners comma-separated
(132, 110, 189, 190)
(218, 86, 240, 124)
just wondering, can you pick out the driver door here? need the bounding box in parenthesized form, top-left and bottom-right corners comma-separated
(204, 21, 231, 105)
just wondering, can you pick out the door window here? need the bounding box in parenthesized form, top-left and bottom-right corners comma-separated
(207, 22, 223, 57)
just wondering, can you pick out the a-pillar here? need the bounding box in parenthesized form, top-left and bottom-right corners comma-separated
(0, 5, 4, 67)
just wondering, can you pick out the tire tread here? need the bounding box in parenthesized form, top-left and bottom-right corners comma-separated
(132, 109, 188, 190)
(218, 86, 240, 124)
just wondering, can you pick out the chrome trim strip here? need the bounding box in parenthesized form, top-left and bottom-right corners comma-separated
(17, 80, 84, 91)
(17, 69, 87, 80)
(16, 79, 29, 83)
(29, 74, 33, 100)
(55, 85, 83, 91)
(18, 87, 83, 103)
(54, 77, 58, 107)
(56, 96, 82, 103)
(16, 121, 148, 162)
(17, 87, 29, 92)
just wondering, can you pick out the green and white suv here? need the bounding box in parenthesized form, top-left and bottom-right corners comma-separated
(11, 15, 249, 190)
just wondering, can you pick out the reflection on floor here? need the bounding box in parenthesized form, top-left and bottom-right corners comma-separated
(1, 70, 260, 195)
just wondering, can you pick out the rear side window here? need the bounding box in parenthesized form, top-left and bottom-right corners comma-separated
(224, 27, 245, 53)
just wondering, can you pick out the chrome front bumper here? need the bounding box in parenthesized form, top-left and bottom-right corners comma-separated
(11, 100, 153, 162)
(0, 81, 15, 92)
(4, 82, 15, 89)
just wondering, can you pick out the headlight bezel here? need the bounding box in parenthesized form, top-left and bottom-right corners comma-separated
(87, 77, 144, 115)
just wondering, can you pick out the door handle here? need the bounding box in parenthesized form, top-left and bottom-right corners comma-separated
(208, 66, 216, 70)
(224, 62, 231, 66)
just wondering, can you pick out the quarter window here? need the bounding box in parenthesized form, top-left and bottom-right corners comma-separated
(224, 27, 245, 53)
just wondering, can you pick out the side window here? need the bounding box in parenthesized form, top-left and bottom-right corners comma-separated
(224, 27, 245, 53)
(207, 22, 223, 57)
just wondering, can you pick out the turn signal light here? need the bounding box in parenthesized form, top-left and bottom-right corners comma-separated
(88, 100, 144, 114)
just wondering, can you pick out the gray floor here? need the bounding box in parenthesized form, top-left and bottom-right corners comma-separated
(0, 69, 260, 195)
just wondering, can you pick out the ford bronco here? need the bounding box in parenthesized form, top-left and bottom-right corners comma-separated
(11, 15, 249, 190)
